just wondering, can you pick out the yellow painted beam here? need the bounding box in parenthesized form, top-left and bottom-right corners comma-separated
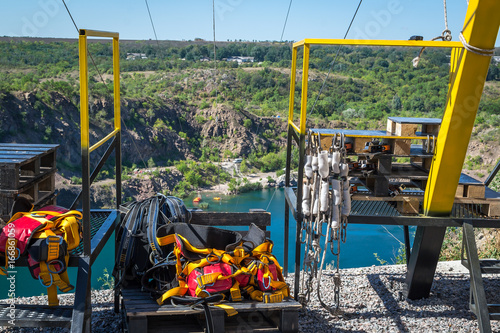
(113, 37, 121, 131)
(89, 129, 119, 153)
(299, 44, 310, 136)
(80, 29, 119, 38)
(288, 47, 297, 128)
(79, 35, 89, 152)
(424, 0, 500, 216)
(293, 39, 463, 49)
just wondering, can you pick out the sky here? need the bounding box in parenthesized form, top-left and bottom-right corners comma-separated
(0, 0, 498, 45)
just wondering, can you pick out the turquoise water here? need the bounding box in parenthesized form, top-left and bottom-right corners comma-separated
(0, 189, 410, 298)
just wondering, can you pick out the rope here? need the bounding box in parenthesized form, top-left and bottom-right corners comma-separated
(145, 0, 161, 51)
(442, 0, 452, 41)
(459, 32, 495, 56)
(62, 0, 78, 32)
(280, 0, 293, 42)
(308, 0, 363, 116)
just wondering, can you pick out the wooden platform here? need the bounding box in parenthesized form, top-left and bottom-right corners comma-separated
(122, 289, 301, 333)
(0, 143, 59, 221)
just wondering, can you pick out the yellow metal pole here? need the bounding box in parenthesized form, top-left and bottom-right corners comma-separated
(79, 34, 89, 152)
(113, 36, 120, 131)
(293, 39, 462, 49)
(424, 0, 500, 216)
(288, 46, 298, 130)
(299, 44, 310, 136)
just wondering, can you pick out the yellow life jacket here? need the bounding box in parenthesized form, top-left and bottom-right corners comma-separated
(0, 206, 82, 306)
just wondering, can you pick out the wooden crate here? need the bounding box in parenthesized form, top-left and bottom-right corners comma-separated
(393, 139, 411, 155)
(0, 171, 56, 221)
(397, 197, 420, 214)
(122, 289, 301, 333)
(466, 184, 486, 199)
(455, 184, 465, 198)
(0, 144, 58, 190)
(422, 124, 440, 136)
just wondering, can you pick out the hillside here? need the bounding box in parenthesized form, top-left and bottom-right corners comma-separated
(0, 38, 499, 201)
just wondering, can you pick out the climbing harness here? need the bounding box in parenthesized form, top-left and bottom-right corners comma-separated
(0, 205, 82, 306)
(115, 195, 290, 333)
(114, 193, 191, 289)
(299, 131, 351, 314)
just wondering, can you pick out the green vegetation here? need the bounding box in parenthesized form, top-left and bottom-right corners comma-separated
(1, 39, 499, 187)
(172, 160, 230, 197)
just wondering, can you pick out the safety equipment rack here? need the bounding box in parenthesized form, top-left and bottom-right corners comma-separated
(282, 1, 500, 332)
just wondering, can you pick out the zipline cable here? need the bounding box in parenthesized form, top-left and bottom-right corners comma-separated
(308, 0, 363, 116)
(212, 0, 218, 104)
(280, 0, 293, 42)
(61, 0, 149, 170)
(145, 0, 162, 51)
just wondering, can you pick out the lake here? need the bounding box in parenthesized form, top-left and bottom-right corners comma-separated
(0, 188, 412, 298)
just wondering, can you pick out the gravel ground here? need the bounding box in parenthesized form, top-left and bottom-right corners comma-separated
(0, 262, 499, 332)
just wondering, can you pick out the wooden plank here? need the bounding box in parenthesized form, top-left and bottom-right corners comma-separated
(481, 202, 500, 217)
(397, 197, 420, 214)
(455, 184, 465, 198)
(279, 309, 299, 333)
(0, 143, 59, 149)
(395, 123, 418, 137)
(393, 139, 411, 155)
(466, 184, 485, 199)
(190, 211, 271, 227)
(422, 124, 440, 136)
(128, 316, 148, 333)
(387, 118, 396, 134)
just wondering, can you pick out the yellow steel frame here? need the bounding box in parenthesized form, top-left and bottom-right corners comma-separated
(79, 29, 121, 153)
(423, 0, 500, 216)
(289, 0, 499, 217)
(288, 39, 463, 138)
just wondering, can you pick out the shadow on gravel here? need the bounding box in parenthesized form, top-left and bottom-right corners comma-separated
(366, 272, 500, 332)
(299, 307, 368, 333)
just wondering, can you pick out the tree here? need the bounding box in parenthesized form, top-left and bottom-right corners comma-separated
(391, 94, 402, 110)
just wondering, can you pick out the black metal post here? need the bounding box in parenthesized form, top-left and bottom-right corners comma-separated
(463, 221, 492, 333)
(404, 225, 411, 265)
(293, 130, 305, 300)
(404, 225, 446, 299)
(284, 126, 293, 277)
(71, 256, 92, 333)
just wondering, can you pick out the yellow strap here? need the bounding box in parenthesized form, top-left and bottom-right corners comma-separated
(197, 272, 223, 287)
(263, 291, 284, 303)
(157, 286, 189, 305)
(46, 235, 61, 262)
(230, 281, 242, 302)
(47, 284, 59, 306)
(215, 303, 238, 317)
(156, 234, 176, 246)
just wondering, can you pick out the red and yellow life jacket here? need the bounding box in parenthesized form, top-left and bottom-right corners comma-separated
(0, 206, 82, 306)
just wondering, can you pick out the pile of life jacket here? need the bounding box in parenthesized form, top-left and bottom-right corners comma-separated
(0, 202, 82, 306)
(114, 194, 290, 317)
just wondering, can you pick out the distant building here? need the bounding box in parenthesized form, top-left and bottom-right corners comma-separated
(126, 53, 147, 60)
(194, 38, 205, 42)
(492, 56, 500, 64)
(226, 56, 254, 64)
(200, 57, 211, 62)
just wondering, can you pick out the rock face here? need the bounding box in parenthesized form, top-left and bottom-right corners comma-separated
(0, 91, 286, 176)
